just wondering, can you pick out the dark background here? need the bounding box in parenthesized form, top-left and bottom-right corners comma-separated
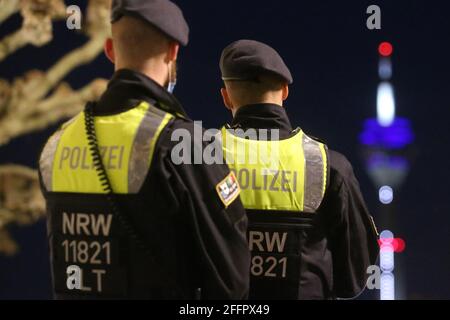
(0, 0, 449, 299)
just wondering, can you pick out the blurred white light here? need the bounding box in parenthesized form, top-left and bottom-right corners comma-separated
(380, 272, 395, 300)
(379, 230, 395, 262)
(379, 58, 393, 80)
(380, 246, 395, 272)
(379, 186, 394, 204)
(377, 82, 396, 127)
(380, 230, 394, 240)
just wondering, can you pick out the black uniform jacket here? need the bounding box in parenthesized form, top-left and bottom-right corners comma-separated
(39, 69, 250, 300)
(229, 103, 379, 299)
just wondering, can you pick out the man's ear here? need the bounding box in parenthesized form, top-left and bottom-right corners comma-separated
(221, 87, 234, 111)
(104, 38, 115, 64)
(282, 84, 289, 101)
(166, 42, 180, 62)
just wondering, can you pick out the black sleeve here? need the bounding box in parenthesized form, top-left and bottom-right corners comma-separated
(324, 151, 379, 299)
(156, 120, 250, 299)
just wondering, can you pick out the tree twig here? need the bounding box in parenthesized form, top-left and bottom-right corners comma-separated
(0, 0, 20, 24)
(30, 35, 108, 102)
(0, 228, 18, 256)
(0, 29, 28, 62)
(0, 79, 107, 145)
(0, 0, 66, 63)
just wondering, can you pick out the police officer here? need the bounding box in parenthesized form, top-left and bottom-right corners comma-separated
(38, 1, 250, 299)
(218, 39, 378, 299)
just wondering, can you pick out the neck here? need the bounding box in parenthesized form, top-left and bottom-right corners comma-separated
(232, 101, 283, 117)
(116, 59, 168, 88)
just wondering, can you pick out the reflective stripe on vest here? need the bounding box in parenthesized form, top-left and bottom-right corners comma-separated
(221, 128, 328, 213)
(39, 102, 173, 194)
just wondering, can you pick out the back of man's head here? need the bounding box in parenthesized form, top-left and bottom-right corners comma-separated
(112, 16, 171, 69)
(106, 0, 190, 87)
(219, 40, 291, 112)
(223, 74, 288, 110)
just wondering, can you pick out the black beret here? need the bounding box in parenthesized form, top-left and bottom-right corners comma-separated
(111, 0, 189, 46)
(220, 40, 293, 84)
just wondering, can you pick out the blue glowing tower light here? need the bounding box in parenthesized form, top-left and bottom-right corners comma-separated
(360, 118, 415, 150)
(359, 117, 414, 189)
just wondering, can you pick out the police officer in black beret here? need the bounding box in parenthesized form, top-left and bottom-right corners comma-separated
(39, 1, 250, 299)
(218, 39, 379, 299)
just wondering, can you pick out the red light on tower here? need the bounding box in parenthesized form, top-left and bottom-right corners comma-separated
(379, 42, 393, 57)
(393, 238, 406, 253)
(378, 237, 406, 253)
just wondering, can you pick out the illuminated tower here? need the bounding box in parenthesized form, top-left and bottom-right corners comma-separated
(359, 42, 414, 300)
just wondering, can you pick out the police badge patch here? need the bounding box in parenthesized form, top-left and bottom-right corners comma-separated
(216, 172, 241, 208)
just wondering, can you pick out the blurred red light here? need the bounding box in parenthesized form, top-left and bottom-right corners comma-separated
(378, 238, 406, 253)
(393, 238, 406, 253)
(379, 42, 393, 57)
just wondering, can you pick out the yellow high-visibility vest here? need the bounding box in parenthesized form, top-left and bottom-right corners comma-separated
(221, 127, 328, 213)
(40, 102, 173, 194)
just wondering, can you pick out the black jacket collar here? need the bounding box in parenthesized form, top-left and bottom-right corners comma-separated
(231, 103, 294, 139)
(94, 69, 188, 118)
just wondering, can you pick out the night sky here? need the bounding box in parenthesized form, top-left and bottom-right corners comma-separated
(0, 0, 449, 299)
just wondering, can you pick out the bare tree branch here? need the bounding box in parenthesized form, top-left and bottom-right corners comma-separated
(0, 0, 20, 24)
(0, 0, 111, 146)
(0, 79, 107, 145)
(0, 29, 27, 62)
(0, 229, 18, 256)
(31, 35, 108, 102)
(0, 164, 45, 255)
(0, 0, 66, 63)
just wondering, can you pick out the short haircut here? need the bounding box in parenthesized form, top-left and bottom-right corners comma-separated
(224, 73, 286, 103)
(112, 16, 171, 63)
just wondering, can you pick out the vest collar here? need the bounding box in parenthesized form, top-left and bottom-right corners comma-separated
(231, 103, 293, 138)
